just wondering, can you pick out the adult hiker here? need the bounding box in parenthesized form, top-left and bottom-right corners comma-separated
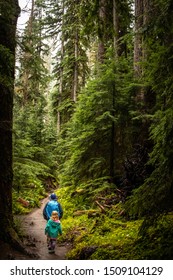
(43, 193, 63, 221)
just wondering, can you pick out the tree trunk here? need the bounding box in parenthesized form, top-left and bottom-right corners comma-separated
(133, 0, 155, 146)
(57, 0, 65, 133)
(73, 29, 78, 103)
(113, 0, 119, 58)
(110, 82, 116, 180)
(57, 38, 64, 133)
(134, 0, 143, 80)
(22, 0, 35, 104)
(97, 0, 106, 62)
(0, 0, 23, 248)
(143, 0, 151, 62)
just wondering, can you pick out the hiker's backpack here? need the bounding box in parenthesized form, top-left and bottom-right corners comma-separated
(43, 200, 60, 220)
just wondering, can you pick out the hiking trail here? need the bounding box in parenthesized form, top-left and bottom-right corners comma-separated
(16, 196, 70, 260)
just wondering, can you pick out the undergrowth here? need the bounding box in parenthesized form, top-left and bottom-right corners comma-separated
(12, 183, 46, 214)
(56, 186, 173, 260)
(12, 181, 173, 259)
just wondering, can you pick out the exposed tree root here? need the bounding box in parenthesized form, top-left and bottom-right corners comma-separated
(0, 226, 38, 260)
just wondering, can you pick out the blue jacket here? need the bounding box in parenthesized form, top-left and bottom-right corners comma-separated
(43, 200, 63, 220)
(45, 219, 62, 238)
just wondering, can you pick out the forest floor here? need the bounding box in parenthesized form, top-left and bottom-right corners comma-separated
(0, 197, 71, 260)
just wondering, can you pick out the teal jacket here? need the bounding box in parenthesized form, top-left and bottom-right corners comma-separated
(45, 219, 62, 238)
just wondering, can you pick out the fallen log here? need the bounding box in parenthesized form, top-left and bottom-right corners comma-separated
(102, 203, 112, 208)
(17, 197, 30, 207)
(95, 200, 106, 213)
(73, 209, 100, 217)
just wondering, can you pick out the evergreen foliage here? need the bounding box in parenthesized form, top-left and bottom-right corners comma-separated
(9, 0, 173, 259)
(57, 52, 134, 189)
(13, 0, 58, 194)
(125, 0, 173, 219)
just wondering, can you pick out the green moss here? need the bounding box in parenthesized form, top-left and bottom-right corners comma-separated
(56, 186, 139, 259)
(57, 185, 173, 260)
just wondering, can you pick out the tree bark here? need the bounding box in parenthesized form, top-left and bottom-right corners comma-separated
(97, 0, 106, 62)
(57, 0, 65, 133)
(113, 0, 119, 58)
(143, 0, 151, 62)
(134, 0, 143, 80)
(21, 0, 35, 104)
(73, 29, 78, 103)
(0, 0, 21, 246)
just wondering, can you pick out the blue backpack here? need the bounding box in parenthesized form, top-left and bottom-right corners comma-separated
(43, 200, 60, 220)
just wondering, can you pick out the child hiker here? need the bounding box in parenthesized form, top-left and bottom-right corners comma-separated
(45, 210, 62, 253)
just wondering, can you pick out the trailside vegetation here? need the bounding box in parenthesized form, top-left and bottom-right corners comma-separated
(56, 187, 173, 260)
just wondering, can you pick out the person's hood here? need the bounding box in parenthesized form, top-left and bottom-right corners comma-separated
(49, 219, 60, 227)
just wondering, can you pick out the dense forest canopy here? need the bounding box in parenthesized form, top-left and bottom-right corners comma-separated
(1, 0, 173, 259)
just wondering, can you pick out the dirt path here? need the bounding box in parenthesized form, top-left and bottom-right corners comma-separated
(17, 197, 70, 260)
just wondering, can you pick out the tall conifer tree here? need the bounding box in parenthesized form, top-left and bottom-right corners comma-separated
(0, 0, 21, 247)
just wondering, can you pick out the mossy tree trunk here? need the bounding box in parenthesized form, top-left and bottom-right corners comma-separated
(0, 0, 20, 245)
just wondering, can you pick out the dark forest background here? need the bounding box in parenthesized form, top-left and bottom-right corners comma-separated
(1, 0, 173, 259)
